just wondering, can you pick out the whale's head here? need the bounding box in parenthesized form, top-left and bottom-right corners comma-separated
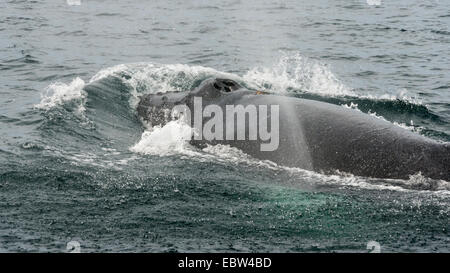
(137, 78, 243, 126)
(190, 78, 242, 97)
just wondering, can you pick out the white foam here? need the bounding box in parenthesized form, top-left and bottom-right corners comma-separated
(89, 64, 129, 83)
(392, 120, 423, 133)
(368, 88, 423, 105)
(342, 102, 360, 110)
(367, 110, 423, 133)
(130, 119, 196, 156)
(90, 54, 355, 114)
(37, 55, 422, 115)
(86, 62, 240, 111)
(405, 173, 450, 191)
(35, 77, 86, 111)
(55, 147, 136, 171)
(243, 53, 355, 96)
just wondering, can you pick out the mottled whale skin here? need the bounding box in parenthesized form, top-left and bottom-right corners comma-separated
(137, 78, 450, 181)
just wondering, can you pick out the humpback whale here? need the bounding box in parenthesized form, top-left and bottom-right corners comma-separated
(137, 78, 450, 181)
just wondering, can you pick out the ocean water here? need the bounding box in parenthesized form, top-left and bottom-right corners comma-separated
(1, 0, 449, 252)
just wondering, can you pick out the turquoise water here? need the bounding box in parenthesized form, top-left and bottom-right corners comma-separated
(0, 0, 449, 252)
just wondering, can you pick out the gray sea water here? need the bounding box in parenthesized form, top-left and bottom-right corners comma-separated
(0, 0, 449, 252)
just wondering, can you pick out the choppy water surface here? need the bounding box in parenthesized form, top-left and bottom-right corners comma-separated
(0, 0, 449, 252)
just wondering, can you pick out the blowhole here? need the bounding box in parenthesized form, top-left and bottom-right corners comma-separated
(223, 81, 235, 87)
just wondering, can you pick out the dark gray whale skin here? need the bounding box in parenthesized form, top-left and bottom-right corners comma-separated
(137, 78, 450, 181)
